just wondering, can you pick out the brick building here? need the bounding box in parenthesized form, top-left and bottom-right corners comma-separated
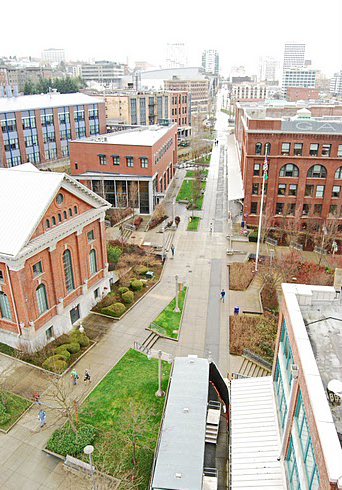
(235, 101, 342, 228)
(164, 79, 209, 113)
(286, 87, 319, 102)
(69, 122, 177, 213)
(0, 92, 105, 168)
(230, 283, 342, 489)
(0, 164, 110, 350)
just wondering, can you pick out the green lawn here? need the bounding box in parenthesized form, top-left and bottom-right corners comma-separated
(199, 154, 211, 165)
(185, 169, 208, 178)
(176, 180, 206, 209)
(0, 392, 31, 431)
(47, 349, 170, 489)
(187, 217, 200, 231)
(150, 288, 187, 339)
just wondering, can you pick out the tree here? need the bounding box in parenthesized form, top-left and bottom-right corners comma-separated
(128, 182, 139, 222)
(44, 375, 81, 433)
(190, 170, 202, 211)
(24, 80, 36, 95)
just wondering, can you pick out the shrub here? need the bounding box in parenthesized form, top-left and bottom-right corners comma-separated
(248, 230, 259, 242)
(53, 347, 71, 361)
(135, 265, 148, 276)
(130, 279, 143, 291)
(107, 244, 122, 264)
(53, 334, 71, 347)
(46, 425, 96, 457)
(101, 302, 126, 318)
(42, 355, 67, 373)
(0, 403, 10, 425)
(121, 291, 134, 304)
(118, 286, 129, 295)
(69, 332, 90, 348)
(63, 342, 81, 354)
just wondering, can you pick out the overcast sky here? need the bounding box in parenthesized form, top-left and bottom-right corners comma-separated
(3, 0, 342, 77)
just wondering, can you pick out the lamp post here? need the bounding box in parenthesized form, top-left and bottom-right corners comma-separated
(156, 350, 165, 398)
(161, 226, 165, 261)
(174, 275, 180, 313)
(84, 445, 95, 490)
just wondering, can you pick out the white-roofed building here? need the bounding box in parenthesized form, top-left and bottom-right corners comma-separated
(0, 164, 111, 350)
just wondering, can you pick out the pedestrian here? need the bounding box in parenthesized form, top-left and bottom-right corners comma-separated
(38, 409, 46, 428)
(32, 392, 41, 406)
(71, 369, 79, 385)
(210, 222, 213, 234)
(220, 289, 226, 303)
(171, 244, 175, 258)
(84, 369, 91, 386)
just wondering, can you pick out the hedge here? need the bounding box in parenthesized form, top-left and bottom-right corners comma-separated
(101, 302, 126, 318)
(121, 290, 134, 304)
(130, 279, 143, 291)
(46, 425, 96, 456)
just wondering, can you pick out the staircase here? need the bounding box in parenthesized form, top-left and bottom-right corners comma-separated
(205, 401, 221, 444)
(142, 331, 159, 350)
(235, 354, 271, 378)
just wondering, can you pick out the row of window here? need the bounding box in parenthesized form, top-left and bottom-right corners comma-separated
(98, 154, 148, 168)
(171, 107, 187, 115)
(155, 137, 173, 165)
(171, 95, 187, 104)
(255, 142, 342, 158)
(250, 201, 342, 218)
(252, 182, 342, 199)
(254, 163, 342, 179)
(45, 206, 78, 230)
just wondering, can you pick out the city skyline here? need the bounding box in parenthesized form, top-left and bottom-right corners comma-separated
(2, 0, 341, 78)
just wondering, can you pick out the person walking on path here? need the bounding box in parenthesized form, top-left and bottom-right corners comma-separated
(38, 409, 46, 428)
(84, 369, 91, 385)
(71, 369, 78, 385)
(220, 289, 226, 303)
(170, 244, 175, 258)
(32, 392, 41, 406)
(210, 222, 213, 234)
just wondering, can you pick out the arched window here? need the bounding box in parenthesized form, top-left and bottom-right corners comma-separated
(45, 219, 50, 230)
(68, 208, 72, 217)
(307, 165, 327, 178)
(264, 142, 271, 155)
(58, 213, 62, 223)
(52, 216, 56, 226)
(89, 249, 97, 276)
(74, 206, 78, 215)
(63, 211, 67, 220)
(335, 167, 342, 179)
(63, 250, 75, 294)
(36, 284, 48, 316)
(279, 164, 299, 178)
(255, 142, 262, 155)
(0, 292, 12, 320)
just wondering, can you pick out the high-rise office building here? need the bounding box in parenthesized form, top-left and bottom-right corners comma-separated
(258, 56, 278, 82)
(165, 43, 188, 69)
(41, 49, 65, 64)
(330, 70, 342, 96)
(201, 49, 219, 75)
(282, 67, 316, 97)
(283, 43, 305, 70)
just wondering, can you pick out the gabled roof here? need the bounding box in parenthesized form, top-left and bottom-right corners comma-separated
(0, 166, 110, 258)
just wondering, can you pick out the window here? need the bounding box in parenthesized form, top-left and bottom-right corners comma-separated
(45, 219, 50, 229)
(253, 164, 260, 176)
(289, 184, 297, 196)
(275, 203, 284, 215)
(74, 206, 78, 215)
(36, 284, 48, 316)
(140, 157, 148, 168)
(309, 143, 319, 156)
(46, 326, 54, 341)
(56, 193, 63, 205)
(58, 213, 61, 223)
(250, 202, 257, 214)
(305, 185, 314, 197)
(278, 184, 286, 196)
(89, 249, 97, 276)
(314, 204, 322, 216)
(315, 185, 324, 198)
(94, 288, 100, 300)
(1, 118, 16, 132)
(303, 204, 310, 215)
(99, 154, 106, 165)
(332, 185, 340, 198)
(329, 205, 337, 216)
(255, 142, 262, 155)
(264, 142, 271, 155)
(63, 211, 67, 219)
(335, 166, 342, 178)
(252, 183, 259, 195)
(69, 208, 72, 217)
(87, 230, 94, 242)
(0, 271, 3, 283)
(0, 292, 12, 320)
(321, 144, 331, 156)
(126, 156, 133, 167)
(112, 155, 120, 165)
(285, 436, 300, 490)
(338, 145, 342, 157)
(307, 165, 327, 178)
(52, 216, 56, 226)
(293, 143, 303, 156)
(33, 261, 42, 276)
(281, 143, 290, 156)
(287, 203, 296, 216)
(279, 164, 299, 177)
(63, 250, 75, 294)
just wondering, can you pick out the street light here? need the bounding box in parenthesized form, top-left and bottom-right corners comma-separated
(84, 445, 95, 490)
(156, 350, 165, 398)
(161, 226, 165, 261)
(174, 275, 180, 313)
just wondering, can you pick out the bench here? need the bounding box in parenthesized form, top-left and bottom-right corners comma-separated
(64, 455, 92, 474)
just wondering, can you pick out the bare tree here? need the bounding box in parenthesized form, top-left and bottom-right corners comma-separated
(44, 376, 81, 433)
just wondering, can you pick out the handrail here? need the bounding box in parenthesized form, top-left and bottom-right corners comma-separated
(242, 349, 272, 371)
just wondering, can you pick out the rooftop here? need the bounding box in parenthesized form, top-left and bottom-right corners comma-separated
(0, 93, 104, 113)
(73, 123, 176, 147)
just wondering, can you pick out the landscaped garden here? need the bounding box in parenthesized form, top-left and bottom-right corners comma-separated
(150, 287, 187, 339)
(46, 349, 171, 489)
(185, 169, 208, 178)
(187, 216, 200, 231)
(229, 262, 255, 290)
(176, 179, 206, 210)
(0, 329, 92, 374)
(0, 391, 31, 431)
(93, 242, 163, 318)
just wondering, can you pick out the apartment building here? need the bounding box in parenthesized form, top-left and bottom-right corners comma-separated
(286, 87, 319, 102)
(164, 79, 209, 113)
(282, 68, 317, 97)
(0, 92, 105, 168)
(69, 122, 177, 213)
(235, 101, 342, 227)
(202, 49, 219, 75)
(0, 164, 110, 350)
(231, 83, 269, 101)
